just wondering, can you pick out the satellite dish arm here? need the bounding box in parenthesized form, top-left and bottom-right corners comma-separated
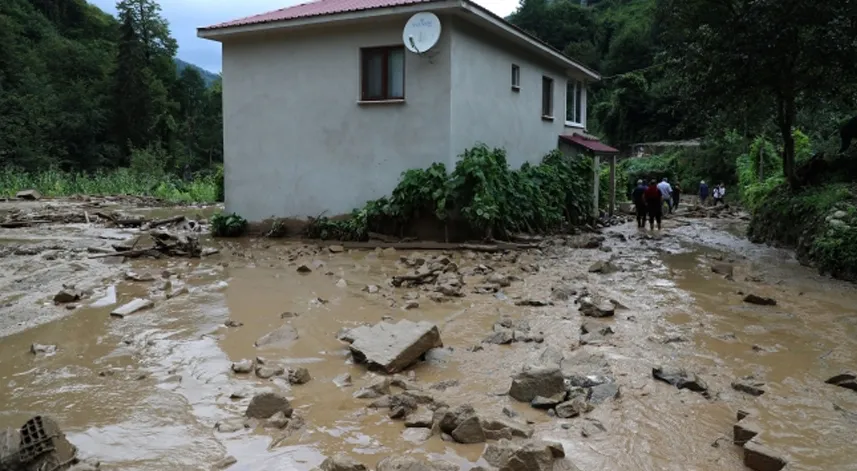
(408, 36, 421, 54)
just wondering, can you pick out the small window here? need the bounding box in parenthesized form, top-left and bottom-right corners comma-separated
(566, 79, 585, 125)
(541, 76, 554, 118)
(361, 46, 405, 101)
(511, 64, 520, 90)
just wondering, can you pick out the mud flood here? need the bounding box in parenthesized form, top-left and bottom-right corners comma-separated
(2, 200, 857, 471)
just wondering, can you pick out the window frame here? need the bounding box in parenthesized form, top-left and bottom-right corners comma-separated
(511, 64, 521, 91)
(359, 45, 406, 102)
(565, 79, 586, 128)
(541, 76, 554, 120)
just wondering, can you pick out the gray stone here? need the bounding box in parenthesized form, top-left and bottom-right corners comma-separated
(588, 383, 620, 403)
(580, 418, 607, 438)
(265, 411, 290, 429)
(125, 270, 155, 282)
(389, 394, 418, 419)
(404, 408, 433, 428)
(481, 416, 534, 440)
(255, 365, 284, 379)
(245, 392, 293, 419)
(212, 456, 238, 469)
(487, 273, 512, 287)
(484, 329, 515, 345)
(451, 415, 485, 443)
(15, 189, 41, 200)
(579, 298, 615, 318)
(588, 261, 618, 274)
(215, 419, 246, 433)
(743, 439, 788, 471)
(509, 366, 565, 402)
(483, 439, 578, 471)
(555, 397, 593, 418)
(538, 346, 564, 368)
(531, 392, 566, 409)
(376, 456, 457, 471)
(333, 373, 352, 388)
(287, 367, 311, 384)
(54, 288, 83, 304)
(30, 343, 57, 355)
(401, 427, 433, 444)
(231, 359, 253, 374)
(652, 366, 708, 393)
(436, 404, 475, 434)
(743, 294, 777, 306)
(255, 324, 299, 348)
(353, 377, 391, 399)
(319, 453, 367, 471)
(297, 264, 312, 273)
(348, 320, 443, 373)
(109, 298, 154, 318)
(711, 263, 734, 277)
(732, 379, 766, 396)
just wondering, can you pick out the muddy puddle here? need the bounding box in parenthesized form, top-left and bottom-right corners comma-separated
(2, 206, 857, 470)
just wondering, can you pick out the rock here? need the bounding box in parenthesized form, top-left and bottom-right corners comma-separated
(514, 298, 553, 307)
(484, 329, 515, 345)
(580, 418, 606, 438)
(481, 416, 534, 439)
(531, 392, 566, 409)
(588, 260, 618, 274)
(555, 397, 592, 418)
(732, 379, 766, 396)
(281, 311, 299, 318)
(256, 365, 284, 379)
(436, 404, 476, 434)
(125, 271, 155, 282)
(402, 300, 419, 310)
(231, 359, 254, 374)
(486, 273, 512, 287)
(509, 366, 566, 402)
(297, 264, 312, 273)
(224, 319, 243, 327)
(328, 245, 345, 253)
(212, 456, 238, 469)
(588, 383, 620, 403)
(376, 456, 457, 471)
(287, 367, 311, 385)
(364, 285, 380, 294)
(711, 263, 734, 277)
(53, 288, 82, 304)
(405, 408, 434, 428)
(319, 454, 367, 471)
(743, 294, 777, 306)
(368, 396, 393, 409)
(825, 372, 857, 392)
(580, 322, 613, 336)
(15, 189, 41, 200)
(348, 320, 443, 374)
(401, 427, 433, 444)
(538, 346, 564, 368)
(215, 420, 246, 433)
(743, 439, 788, 471)
(109, 298, 154, 318)
(265, 411, 290, 429)
(430, 379, 459, 391)
(246, 392, 293, 419)
(336, 279, 348, 288)
(652, 366, 708, 393)
(353, 377, 391, 399)
(30, 343, 57, 355)
(389, 393, 418, 419)
(255, 324, 299, 348)
(483, 439, 576, 471)
(551, 285, 579, 301)
(333, 373, 352, 388)
(733, 419, 761, 446)
(451, 415, 485, 443)
(579, 298, 615, 318)
(166, 286, 189, 299)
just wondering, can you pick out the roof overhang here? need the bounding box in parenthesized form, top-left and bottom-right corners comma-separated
(198, 0, 600, 81)
(560, 134, 619, 154)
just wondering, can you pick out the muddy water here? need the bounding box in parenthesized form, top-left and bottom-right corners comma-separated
(2, 212, 857, 470)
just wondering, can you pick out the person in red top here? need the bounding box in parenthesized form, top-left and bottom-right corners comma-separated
(643, 179, 663, 230)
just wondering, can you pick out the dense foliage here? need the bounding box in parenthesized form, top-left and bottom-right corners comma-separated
(210, 212, 249, 237)
(0, 0, 222, 177)
(305, 146, 594, 241)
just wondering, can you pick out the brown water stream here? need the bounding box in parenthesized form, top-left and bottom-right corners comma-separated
(1, 213, 856, 471)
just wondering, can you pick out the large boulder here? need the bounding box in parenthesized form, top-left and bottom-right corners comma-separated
(509, 367, 565, 403)
(245, 392, 293, 419)
(347, 320, 443, 373)
(319, 454, 367, 471)
(483, 439, 579, 471)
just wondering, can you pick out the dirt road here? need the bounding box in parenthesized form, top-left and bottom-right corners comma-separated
(1, 199, 856, 470)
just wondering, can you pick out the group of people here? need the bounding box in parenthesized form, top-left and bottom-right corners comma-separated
(631, 178, 727, 230)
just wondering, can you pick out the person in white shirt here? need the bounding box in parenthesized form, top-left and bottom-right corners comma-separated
(713, 183, 726, 205)
(657, 178, 673, 214)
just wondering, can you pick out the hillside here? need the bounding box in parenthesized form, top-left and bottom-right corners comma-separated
(176, 58, 219, 87)
(0, 0, 222, 173)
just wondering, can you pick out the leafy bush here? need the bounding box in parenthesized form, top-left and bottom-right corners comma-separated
(304, 145, 593, 241)
(210, 212, 248, 237)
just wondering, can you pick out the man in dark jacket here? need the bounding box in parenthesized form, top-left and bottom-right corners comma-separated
(644, 179, 663, 230)
(699, 180, 709, 205)
(631, 179, 647, 228)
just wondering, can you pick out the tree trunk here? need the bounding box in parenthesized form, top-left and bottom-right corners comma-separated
(776, 93, 800, 189)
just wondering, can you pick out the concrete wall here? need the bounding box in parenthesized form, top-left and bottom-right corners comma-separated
(221, 18, 452, 221)
(448, 18, 577, 169)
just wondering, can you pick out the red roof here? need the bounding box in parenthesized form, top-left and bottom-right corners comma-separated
(202, 0, 439, 30)
(560, 134, 619, 154)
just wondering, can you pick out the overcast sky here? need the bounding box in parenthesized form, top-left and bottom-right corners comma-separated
(89, 0, 520, 72)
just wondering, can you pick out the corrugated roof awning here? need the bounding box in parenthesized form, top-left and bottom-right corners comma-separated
(560, 134, 619, 154)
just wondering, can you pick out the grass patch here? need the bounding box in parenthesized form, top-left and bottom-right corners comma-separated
(0, 167, 219, 203)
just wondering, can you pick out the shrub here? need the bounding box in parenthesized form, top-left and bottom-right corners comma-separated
(210, 212, 248, 237)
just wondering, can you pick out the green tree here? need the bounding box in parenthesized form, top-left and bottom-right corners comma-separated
(658, 0, 857, 188)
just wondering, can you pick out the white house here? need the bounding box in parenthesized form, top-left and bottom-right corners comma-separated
(199, 0, 618, 222)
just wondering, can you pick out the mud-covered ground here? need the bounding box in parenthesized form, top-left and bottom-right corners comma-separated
(1, 199, 856, 471)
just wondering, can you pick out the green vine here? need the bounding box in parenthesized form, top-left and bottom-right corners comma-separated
(304, 145, 593, 241)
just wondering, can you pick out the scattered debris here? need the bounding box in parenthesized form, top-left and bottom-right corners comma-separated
(109, 298, 154, 318)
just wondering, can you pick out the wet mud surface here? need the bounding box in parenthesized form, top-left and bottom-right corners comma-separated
(2, 200, 857, 470)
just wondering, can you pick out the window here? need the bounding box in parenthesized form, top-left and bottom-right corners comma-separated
(566, 79, 586, 126)
(361, 46, 405, 101)
(541, 76, 554, 118)
(511, 64, 520, 90)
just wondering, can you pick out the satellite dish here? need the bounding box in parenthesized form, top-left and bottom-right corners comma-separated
(403, 12, 441, 54)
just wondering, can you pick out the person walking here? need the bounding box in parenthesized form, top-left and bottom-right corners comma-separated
(672, 182, 682, 211)
(699, 180, 709, 205)
(713, 183, 726, 206)
(657, 178, 673, 214)
(644, 179, 663, 230)
(632, 179, 647, 229)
